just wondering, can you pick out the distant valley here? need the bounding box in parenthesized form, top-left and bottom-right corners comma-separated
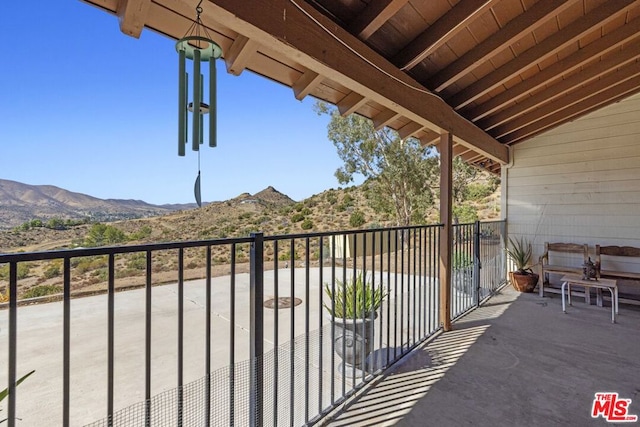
(0, 179, 199, 229)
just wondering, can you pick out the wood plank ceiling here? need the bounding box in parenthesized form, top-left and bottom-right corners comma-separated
(84, 0, 640, 175)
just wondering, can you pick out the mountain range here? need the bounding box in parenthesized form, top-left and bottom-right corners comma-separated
(0, 179, 201, 229)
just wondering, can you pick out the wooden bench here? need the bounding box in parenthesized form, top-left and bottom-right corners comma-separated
(595, 245, 640, 304)
(539, 242, 589, 297)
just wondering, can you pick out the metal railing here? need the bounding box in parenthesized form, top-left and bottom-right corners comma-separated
(0, 220, 506, 426)
(451, 220, 507, 319)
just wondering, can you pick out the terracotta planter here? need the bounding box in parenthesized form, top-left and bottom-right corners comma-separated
(509, 271, 539, 293)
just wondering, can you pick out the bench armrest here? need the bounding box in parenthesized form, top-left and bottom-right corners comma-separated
(539, 251, 549, 265)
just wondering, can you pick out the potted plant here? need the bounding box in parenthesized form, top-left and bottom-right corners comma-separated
(324, 272, 386, 372)
(505, 237, 539, 292)
(452, 250, 474, 295)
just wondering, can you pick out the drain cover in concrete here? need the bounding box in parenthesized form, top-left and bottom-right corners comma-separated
(264, 297, 302, 309)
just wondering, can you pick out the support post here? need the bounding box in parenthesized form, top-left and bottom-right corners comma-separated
(250, 233, 264, 427)
(439, 132, 453, 331)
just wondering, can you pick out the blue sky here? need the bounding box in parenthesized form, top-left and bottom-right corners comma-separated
(0, 1, 351, 205)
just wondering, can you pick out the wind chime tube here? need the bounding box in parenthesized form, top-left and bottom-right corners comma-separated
(199, 75, 204, 144)
(178, 48, 186, 156)
(184, 73, 189, 145)
(209, 56, 217, 148)
(192, 49, 201, 151)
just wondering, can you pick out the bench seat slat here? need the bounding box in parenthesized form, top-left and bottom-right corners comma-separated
(601, 270, 640, 280)
(542, 265, 583, 274)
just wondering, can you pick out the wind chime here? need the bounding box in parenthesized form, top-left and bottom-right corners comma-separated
(176, 0, 222, 207)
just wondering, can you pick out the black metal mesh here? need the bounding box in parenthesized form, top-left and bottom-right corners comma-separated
(261, 326, 335, 426)
(83, 323, 369, 427)
(84, 358, 252, 427)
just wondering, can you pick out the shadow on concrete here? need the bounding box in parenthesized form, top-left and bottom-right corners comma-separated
(324, 287, 640, 427)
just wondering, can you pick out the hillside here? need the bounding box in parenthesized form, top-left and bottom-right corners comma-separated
(0, 182, 501, 300)
(0, 179, 196, 229)
(0, 182, 500, 253)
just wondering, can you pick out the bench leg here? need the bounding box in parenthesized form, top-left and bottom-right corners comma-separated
(608, 287, 615, 323)
(596, 288, 603, 307)
(562, 282, 567, 313)
(585, 287, 591, 305)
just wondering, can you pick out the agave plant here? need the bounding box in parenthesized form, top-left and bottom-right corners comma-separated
(0, 370, 35, 423)
(505, 236, 534, 275)
(324, 272, 386, 319)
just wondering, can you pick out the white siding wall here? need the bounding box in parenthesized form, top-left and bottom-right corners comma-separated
(505, 92, 640, 286)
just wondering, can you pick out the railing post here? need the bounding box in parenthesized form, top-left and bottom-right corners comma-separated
(474, 221, 481, 306)
(250, 233, 264, 427)
(501, 219, 508, 287)
(8, 262, 17, 427)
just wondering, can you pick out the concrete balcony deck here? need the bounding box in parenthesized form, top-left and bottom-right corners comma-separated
(324, 286, 640, 427)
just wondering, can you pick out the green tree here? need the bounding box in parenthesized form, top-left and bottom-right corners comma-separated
(84, 223, 127, 247)
(104, 226, 126, 244)
(291, 212, 305, 223)
(317, 102, 438, 226)
(464, 183, 493, 201)
(453, 204, 479, 224)
(46, 217, 66, 230)
(452, 156, 479, 203)
(349, 210, 366, 228)
(129, 225, 152, 241)
(85, 223, 108, 246)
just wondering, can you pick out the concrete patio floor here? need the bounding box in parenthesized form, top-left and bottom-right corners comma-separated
(323, 286, 640, 427)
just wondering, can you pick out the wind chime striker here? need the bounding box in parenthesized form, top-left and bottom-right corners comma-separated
(176, 1, 222, 206)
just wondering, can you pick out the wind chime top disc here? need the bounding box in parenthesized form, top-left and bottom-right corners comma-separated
(176, 36, 222, 61)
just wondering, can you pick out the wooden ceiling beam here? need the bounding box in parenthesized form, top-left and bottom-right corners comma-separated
(426, 0, 575, 92)
(467, 153, 487, 163)
(205, 0, 508, 163)
(398, 122, 423, 139)
(393, 0, 499, 71)
(502, 71, 640, 145)
(349, 0, 409, 40)
(480, 41, 640, 132)
(419, 131, 440, 147)
(467, 15, 640, 121)
(458, 151, 483, 164)
(293, 69, 324, 100)
(372, 109, 401, 130)
(488, 164, 501, 175)
(337, 92, 367, 116)
(447, 0, 636, 110)
(469, 157, 500, 174)
(452, 144, 472, 157)
(224, 35, 259, 76)
(116, 0, 151, 38)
